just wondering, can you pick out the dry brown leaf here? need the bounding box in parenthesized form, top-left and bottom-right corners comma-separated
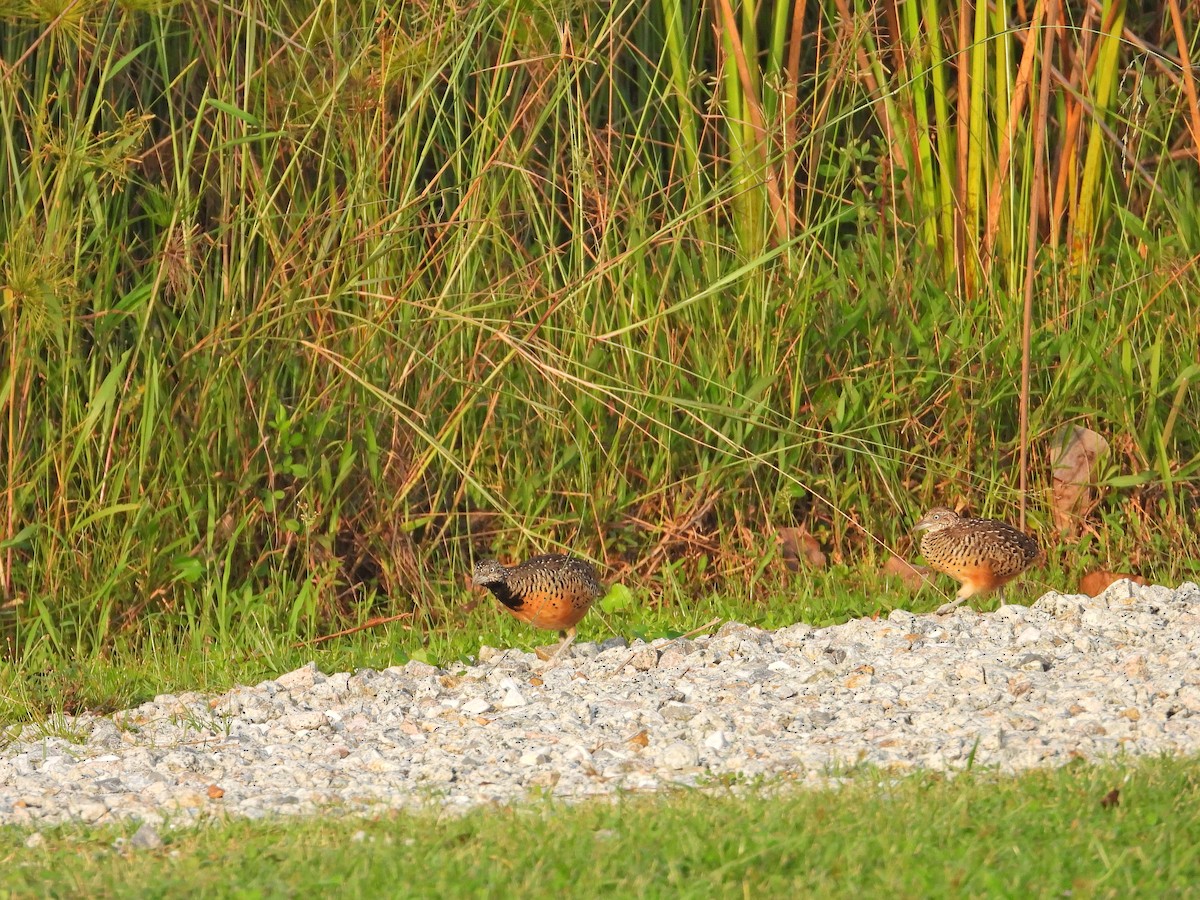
(1079, 570, 1149, 597)
(778, 527, 826, 570)
(880, 556, 936, 590)
(1049, 425, 1109, 535)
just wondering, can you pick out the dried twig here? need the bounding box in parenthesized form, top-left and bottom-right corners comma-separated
(294, 612, 414, 648)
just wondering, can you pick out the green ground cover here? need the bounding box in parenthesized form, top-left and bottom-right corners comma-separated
(0, 562, 1069, 725)
(0, 4, 1198, 891)
(3, 757, 1198, 898)
(1, 5, 1196, 700)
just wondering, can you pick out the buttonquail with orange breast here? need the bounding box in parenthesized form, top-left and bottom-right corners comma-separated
(472, 554, 604, 663)
(912, 507, 1041, 615)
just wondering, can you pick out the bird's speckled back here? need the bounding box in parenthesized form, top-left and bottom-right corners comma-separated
(916, 509, 1040, 577)
(497, 554, 603, 598)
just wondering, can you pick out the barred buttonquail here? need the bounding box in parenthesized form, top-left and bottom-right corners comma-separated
(471, 554, 604, 662)
(913, 507, 1041, 615)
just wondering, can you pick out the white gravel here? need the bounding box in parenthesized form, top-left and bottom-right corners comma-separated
(2, 579, 1199, 828)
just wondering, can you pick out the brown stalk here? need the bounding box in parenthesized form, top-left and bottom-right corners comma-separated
(784, 0, 809, 230)
(882, 0, 906, 99)
(883, 0, 925, 205)
(715, 0, 790, 246)
(0, 0, 86, 83)
(832, 0, 884, 97)
(2, 317, 27, 599)
(1019, 0, 1058, 530)
(1043, 1, 1095, 262)
(830, 0, 896, 158)
(1063, 0, 1123, 265)
(831, 0, 905, 214)
(955, 0, 972, 295)
(982, 0, 1046, 270)
(1048, 88, 1083, 253)
(1004, 14, 1161, 254)
(1167, 0, 1200, 168)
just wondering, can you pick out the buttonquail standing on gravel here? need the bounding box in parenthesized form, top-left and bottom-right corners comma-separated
(471, 554, 605, 663)
(912, 506, 1041, 615)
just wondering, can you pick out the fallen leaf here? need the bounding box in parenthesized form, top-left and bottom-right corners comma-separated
(1079, 570, 1149, 597)
(1049, 425, 1109, 535)
(778, 527, 826, 570)
(881, 556, 936, 590)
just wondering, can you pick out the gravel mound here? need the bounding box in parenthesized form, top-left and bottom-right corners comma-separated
(2, 579, 1198, 828)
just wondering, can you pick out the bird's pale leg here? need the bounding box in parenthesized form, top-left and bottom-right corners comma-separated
(936, 585, 979, 616)
(540, 627, 578, 667)
(935, 596, 968, 616)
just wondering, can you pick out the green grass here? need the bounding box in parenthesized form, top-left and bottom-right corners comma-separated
(0, 554, 1110, 727)
(0, 7, 1195, 893)
(3, 757, 1199, 897)
(0, 3, 1196, 736)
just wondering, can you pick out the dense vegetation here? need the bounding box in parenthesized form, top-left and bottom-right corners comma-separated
(0, 1, 1197, 689)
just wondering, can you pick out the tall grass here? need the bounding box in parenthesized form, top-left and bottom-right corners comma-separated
(0, 1, 1196, 669)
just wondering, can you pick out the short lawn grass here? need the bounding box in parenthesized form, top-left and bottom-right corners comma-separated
(3, 757, 1197, 898)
